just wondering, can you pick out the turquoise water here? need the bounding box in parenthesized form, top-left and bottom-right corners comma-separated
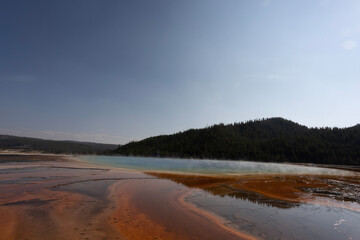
(78, 155, 355, 176)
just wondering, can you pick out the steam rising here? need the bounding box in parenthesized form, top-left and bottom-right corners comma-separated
(81, 156, 358, 176)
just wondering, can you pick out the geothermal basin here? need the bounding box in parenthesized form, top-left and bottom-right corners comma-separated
(0, 154, 359, 240)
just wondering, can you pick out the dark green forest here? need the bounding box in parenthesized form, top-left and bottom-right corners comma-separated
(0, 135, 118, 154)
(115, 118, 360, 165)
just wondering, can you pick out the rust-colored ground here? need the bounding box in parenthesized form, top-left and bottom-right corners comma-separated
(109, 179, 254, 240)
(1, 154, 359, 240)
(148, 172, 360, 211)
(0, 154, 256, 240)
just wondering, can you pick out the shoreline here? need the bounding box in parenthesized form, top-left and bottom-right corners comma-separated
(0, 153, 258, 240)
(3, 151, 360, 174)
(178, 189, 257, 240)
(109, 178, 255, 240)
(148, 171, 360, 212)
(1, 153, 360, 239)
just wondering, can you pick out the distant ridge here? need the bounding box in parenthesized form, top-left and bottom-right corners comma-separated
(115, 118, 360, 165)
(0, 134, 118, 154)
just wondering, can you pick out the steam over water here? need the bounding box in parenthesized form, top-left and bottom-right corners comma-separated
(79, 156, 356, 176)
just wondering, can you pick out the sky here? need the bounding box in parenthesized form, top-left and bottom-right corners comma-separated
(1, 0, 360, 144)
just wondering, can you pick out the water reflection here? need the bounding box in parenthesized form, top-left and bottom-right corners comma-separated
(204, 186, 301, 209)
(188, 191, 360, 240)
(147, 172, 360, 210)
(147, 172, 360, 240)
(146, 173, 302, 208)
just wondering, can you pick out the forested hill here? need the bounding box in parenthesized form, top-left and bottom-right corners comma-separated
(0, 135, 118, 154)
(115, 118, 360, 165)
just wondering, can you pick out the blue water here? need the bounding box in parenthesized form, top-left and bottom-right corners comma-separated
(78, 155, 355, 176)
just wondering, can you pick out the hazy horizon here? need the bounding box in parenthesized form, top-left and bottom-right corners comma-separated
(1, 117, 359, 144)
(1, 0, 360, 144)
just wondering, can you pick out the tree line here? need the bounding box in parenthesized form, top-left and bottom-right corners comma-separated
(114, 118, 360, 165)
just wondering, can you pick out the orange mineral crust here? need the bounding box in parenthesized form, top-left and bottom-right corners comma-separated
(1, 154, 360, 239)
(109, 179, 255, 240)
(0, 154, 257, 240)
(148, 172, 360, 211)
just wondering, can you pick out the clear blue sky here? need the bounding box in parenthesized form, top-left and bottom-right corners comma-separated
(1, 0, 359, 144)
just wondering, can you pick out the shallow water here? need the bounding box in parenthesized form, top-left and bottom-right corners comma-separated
(148, 172, 360, 240)
(189, 190, 360, 240)
(1, 154, 359, 240)
(80, 155, 356, 176)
